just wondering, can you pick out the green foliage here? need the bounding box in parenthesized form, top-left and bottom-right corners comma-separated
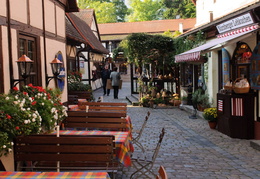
(174, 31, 206, 56)
(161, 0, 196, 19)
(111, 0, 130, 22)
(78, 0, 128, 23)
(192, 88, 211, 108)
(68, 81, 92, 91)
(127, 0, 163, 22)
(68, 71, 93, 91)
(118, 33, 175, 68)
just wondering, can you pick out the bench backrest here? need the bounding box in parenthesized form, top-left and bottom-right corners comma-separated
(14, 135, 117, 171)
(63, 111, 128, 131)
(78, 102, 127, 113)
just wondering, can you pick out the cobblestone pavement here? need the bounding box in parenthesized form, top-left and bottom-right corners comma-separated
(93, 82, 260, 179)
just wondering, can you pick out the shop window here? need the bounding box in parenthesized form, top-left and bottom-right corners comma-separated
(181, 64, 193, 87)
(67, 57, 77, 72)
(18, 34, 41, 86)
(231, 42, 252, 80)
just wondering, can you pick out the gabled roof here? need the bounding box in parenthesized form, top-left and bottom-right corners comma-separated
(98, 18, 196, 35)
(73, 9, 95, 27)
(65, 16, 86, 44)
(66, 13, 109, 54)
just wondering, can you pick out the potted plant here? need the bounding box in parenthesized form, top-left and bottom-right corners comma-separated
(203, 107, 218, 129)
(68, 71, 93, 101)
(192, 88, 211, 111)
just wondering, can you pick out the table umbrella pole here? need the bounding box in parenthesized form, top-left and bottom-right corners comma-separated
(56, 125, 60, 172)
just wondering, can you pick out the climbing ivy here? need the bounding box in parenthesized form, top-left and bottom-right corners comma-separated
(174, 30, 206, 56)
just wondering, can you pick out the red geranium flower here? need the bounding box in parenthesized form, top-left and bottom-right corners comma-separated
(13, 87, 18, 91)
(6, 114, 11, 119)
(15, 126, 20, 130)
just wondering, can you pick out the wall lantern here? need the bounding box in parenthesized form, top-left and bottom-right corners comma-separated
(12, 54, 33, 87)
(46, 57, 62, 86)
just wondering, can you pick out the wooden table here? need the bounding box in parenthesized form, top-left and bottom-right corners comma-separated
(51, 130, 134, 167)
(0, 171, 110, 179)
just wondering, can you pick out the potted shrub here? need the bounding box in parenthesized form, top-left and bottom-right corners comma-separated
(192, 88, 211, 111)
(203, 107, 218, 129)
(68, 71, 93, 101)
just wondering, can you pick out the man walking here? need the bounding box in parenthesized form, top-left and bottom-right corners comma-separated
(101, 64, 111, 96)
(110, 67, 121, 99)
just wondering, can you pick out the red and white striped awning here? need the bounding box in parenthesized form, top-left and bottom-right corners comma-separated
(217, 24, 258, 38)
(175, 24, 259, 63)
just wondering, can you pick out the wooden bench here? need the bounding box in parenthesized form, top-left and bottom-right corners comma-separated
(63, 111, 128, 131)
(78, 102, 127, 113)
(67, 91, 93, 105)
(14, 135, 117, 174)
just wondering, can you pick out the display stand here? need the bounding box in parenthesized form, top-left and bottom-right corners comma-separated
(217, 93, 255, 139)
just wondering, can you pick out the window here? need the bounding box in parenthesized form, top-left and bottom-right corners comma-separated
(18, 34, 41, 86)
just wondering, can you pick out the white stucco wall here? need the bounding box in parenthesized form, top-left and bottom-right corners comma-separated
(0, 0, 6, 16)
(45, 38, 67, 102)
(10, 0, 27, 24)
(56, 6, 65, 37)
(44, 0, 56, 34)
(196, 0, 259, 27)
(1, 26, 10, 93)
(30, 0, 43, 29)
(206, 51, 219, 107)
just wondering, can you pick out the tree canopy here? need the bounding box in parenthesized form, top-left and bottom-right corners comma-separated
(126, 0, 163, 22)
(78, 0, 196, 23)
(77, 0, 129, 23)
(161, 0, 196, 19)
(117, 33, 175, 68)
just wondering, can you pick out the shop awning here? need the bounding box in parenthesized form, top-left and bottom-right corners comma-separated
(175, 24, 259, 63)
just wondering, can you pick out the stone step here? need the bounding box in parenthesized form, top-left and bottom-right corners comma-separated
(126, 95, 139, 106)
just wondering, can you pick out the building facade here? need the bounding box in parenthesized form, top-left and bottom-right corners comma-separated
(175, 0, 260, 139)
(0, 0, 78, 102)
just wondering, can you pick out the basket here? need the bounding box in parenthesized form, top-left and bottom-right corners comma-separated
(224, 85, 233, 91)
(233, 78, 250, 94)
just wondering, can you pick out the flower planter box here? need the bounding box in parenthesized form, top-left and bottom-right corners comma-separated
(68, 91, 93, 102)
(0, 151, 14, 171)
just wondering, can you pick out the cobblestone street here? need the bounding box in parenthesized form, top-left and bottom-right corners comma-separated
(93, 82, 260, 179)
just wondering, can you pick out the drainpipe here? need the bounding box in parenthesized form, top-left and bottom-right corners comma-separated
(7, 0, 14, 89)
(42, 0, 47, 86)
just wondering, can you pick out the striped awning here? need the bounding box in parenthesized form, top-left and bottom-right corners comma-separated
(175, 24, 259, 63)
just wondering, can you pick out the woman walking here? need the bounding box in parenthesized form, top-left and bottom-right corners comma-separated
(110, 67, 121, 99)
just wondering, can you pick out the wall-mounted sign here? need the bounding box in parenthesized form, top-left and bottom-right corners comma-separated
(56, 51, 65, 92)
(216, 13, 254, 33)
(250, 42, 260, 90)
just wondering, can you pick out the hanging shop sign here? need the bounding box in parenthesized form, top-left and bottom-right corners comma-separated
(250, 42, 260, 90)
(222, 48, 230, 87)
(216, 13, 254, 34)
(56, 51, 65, 91)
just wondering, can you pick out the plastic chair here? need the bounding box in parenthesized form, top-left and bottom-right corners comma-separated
(130, 128, 165, 179)
(132, 111, 150, 153)
(156, 165, 168, 179)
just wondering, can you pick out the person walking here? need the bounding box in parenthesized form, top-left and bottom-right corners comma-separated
(101, 64, 111, 96)
(110, 67, 121, 99)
